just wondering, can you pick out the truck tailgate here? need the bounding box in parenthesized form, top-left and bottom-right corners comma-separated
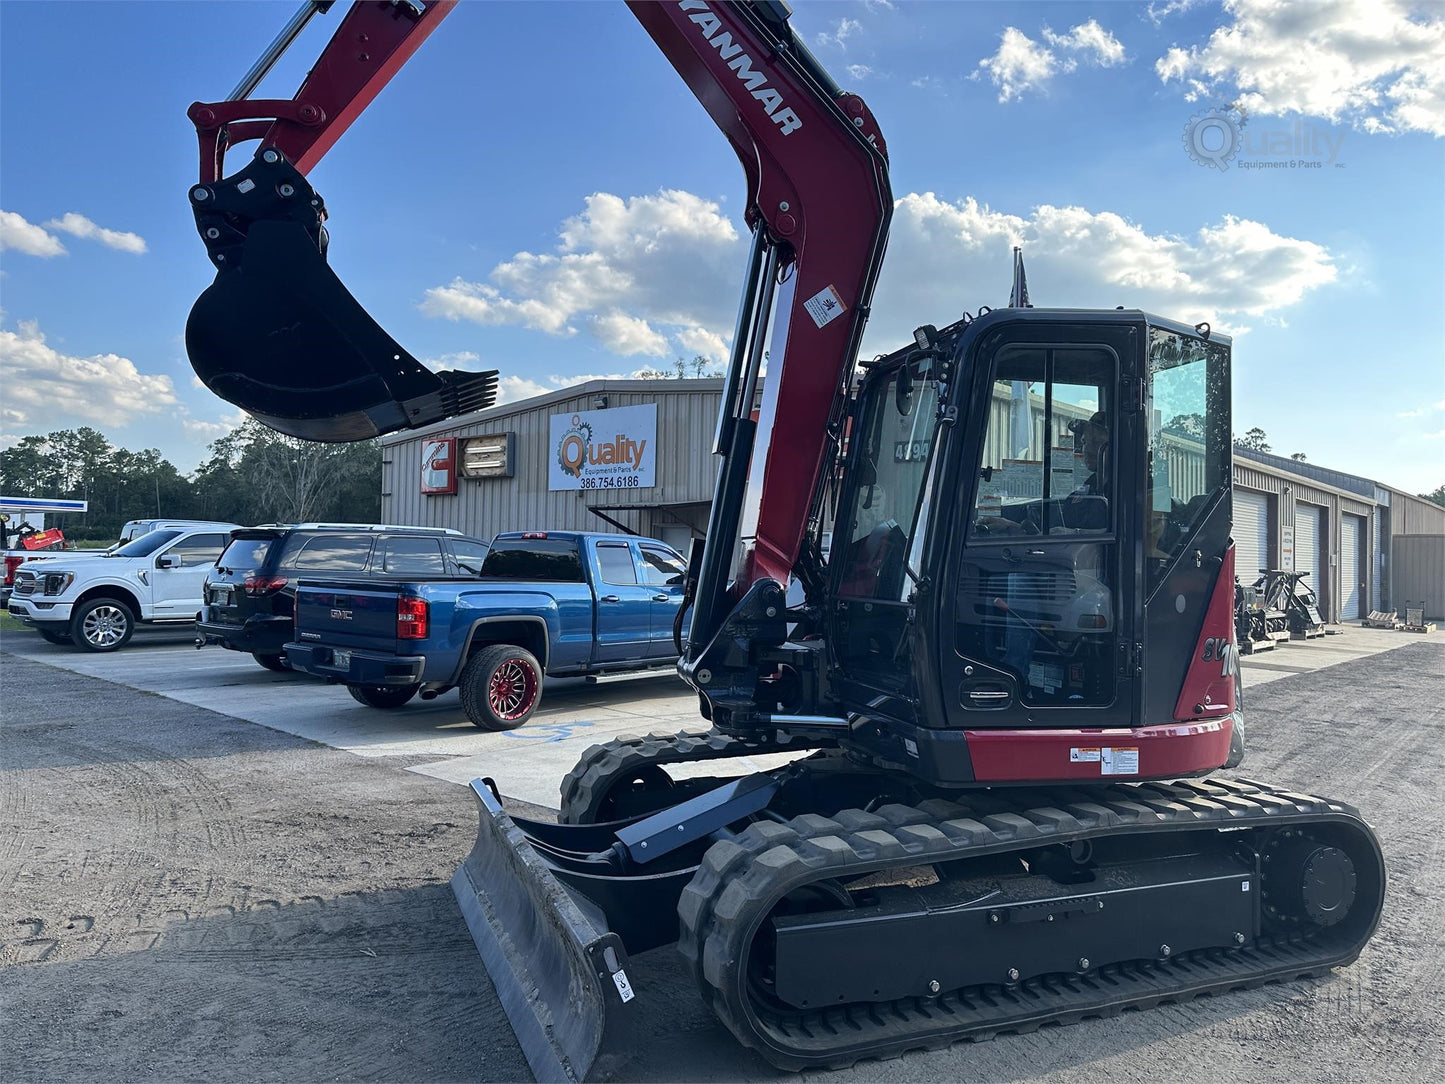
(293, 580, 405, 651)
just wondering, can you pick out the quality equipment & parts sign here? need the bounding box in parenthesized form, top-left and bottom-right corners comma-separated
(549, 403, 656, 491)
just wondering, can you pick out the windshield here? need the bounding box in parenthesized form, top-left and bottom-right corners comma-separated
(107, 529, 182, 558)
(218, 536, 274, 572)
(835, 357, 943, 602)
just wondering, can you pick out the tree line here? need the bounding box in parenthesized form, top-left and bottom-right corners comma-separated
(0, 422, 381, 542)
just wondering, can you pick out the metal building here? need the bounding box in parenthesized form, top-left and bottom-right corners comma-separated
(380, 378, 1445, 622)
(380, 379, 725, 556)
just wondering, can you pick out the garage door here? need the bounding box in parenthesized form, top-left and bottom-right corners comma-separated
(1295, 503, 1324, 604)
(1341, 513, 1365, 620)
(1233, 489, 1270, 583)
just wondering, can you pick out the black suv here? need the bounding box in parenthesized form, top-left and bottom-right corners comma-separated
(197, 524, 491, 670)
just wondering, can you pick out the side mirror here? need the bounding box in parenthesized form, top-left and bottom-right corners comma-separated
(157, 554, 180, 569)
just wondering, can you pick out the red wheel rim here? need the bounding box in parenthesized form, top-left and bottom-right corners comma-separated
(487, 657, 538, 721)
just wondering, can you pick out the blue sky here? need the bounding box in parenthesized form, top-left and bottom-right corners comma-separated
(2, 0, 1442, 491)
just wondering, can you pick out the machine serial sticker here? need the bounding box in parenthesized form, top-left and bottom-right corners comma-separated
(1070, 748, 1102, 763)
(612, 968, 635, 1003)
(1101, 747, 1140, 775)
(803, 285, 847, 328)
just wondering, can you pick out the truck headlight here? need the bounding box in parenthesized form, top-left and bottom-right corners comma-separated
(43, 572, 75, 596)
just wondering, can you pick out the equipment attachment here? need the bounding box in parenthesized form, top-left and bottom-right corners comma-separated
(451, 779, 640, 1084)
(186, 145, 497, 442)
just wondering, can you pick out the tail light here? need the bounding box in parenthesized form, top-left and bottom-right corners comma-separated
(243, 574, 289, 596)
(397, 596, 428, 639)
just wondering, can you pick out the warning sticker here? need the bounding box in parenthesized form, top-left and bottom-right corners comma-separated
(612, 968, 635, 1003)
(803, 285, 847, 329)
(1069, 747, 1102, 763)
(1101, 747, 1140, 776)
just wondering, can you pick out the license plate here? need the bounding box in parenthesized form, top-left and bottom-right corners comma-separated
(209, 586, 232, 604)
(332, 649, 351, 669)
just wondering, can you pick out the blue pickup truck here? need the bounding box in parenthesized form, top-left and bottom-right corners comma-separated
(284, 531, 690, 729)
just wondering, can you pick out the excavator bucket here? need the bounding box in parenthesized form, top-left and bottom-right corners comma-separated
(451, 779, 640, 1084)
(186, 145, 497, 442)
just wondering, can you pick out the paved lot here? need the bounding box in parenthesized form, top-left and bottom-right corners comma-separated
(2, 624, 1443, 1083)
(0, 623, 1419, 812)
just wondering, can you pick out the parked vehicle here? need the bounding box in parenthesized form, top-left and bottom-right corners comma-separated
(7, 524, 239, 650)
(284, 531, 689, 727)
(196, 523, 489, 671)
(116, 518, 241, 547)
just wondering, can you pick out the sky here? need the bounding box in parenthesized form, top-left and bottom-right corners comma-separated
(1, 0, 1442, 492)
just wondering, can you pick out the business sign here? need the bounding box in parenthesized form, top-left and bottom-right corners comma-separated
(1280, 524, 1294, 572)
(420, 437, 457, 495)
(460, 433, 515, 479)
(549, 404, 656, 491)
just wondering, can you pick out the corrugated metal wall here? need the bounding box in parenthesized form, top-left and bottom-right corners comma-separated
(380, 379, 723, 541)
(1392, 535, 1445, 620)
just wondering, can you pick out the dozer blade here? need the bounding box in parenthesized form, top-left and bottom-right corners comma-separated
(186, 145, 498, 442)
(451, 779, 638, 1084)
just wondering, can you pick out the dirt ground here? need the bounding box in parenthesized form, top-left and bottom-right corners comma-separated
(2, 639, 1443, 1083)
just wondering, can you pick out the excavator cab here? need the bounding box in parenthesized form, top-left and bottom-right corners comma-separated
(824, 310, 1236, 781)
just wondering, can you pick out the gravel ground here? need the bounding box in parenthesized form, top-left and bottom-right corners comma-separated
(2, 640, 1443, 1083)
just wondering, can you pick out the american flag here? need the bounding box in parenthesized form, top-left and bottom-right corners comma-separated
(1008, 245, 1032, 308)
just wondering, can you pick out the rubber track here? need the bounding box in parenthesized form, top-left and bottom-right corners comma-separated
(557, 730, 830, 825)
(676, 777, 1383, 1071)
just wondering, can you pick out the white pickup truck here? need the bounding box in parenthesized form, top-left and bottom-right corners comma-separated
(7, 524, 238, 651)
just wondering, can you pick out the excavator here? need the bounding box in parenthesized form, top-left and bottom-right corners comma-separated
(184, 2, 1384, 1080)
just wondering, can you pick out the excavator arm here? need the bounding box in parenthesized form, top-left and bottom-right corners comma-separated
(186, 0, 891, 703)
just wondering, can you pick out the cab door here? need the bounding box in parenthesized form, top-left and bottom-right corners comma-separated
(638, 543, 689, 659)
(591, 540, 653, 662)
(152, 533, 228, 617)
(941, 321, 1143, 730)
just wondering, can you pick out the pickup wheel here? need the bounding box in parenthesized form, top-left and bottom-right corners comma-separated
(460, 644, 542, 731)
(252, 652, 290, 672)
(37, 628, 74, 646)
(69, 597, 135, 652)
(347, 683, 420, 710)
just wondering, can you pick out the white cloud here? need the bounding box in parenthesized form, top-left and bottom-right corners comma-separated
(976, 20, 1126, 102)
(847, 64, 875, 81)
(863, 0, 894, 11)
(43, 212, 147, 255)
(1399, 399, 1445, 417)
(1156, 0, 1445, 136)
(589, 311, 668, 356)
(0, 211, 65, 257)
(1421, 429, 1445, 439)
(181, 409, 247, 440)
(421, 186, 1335, 375)
(493, 369, 680, 406)
(1146, 0, 1201, 26)
(816, 18, 861, 49)
(1044, 19, 1127, 67)
(423, 349, 482, 371)
(421, 189, 741, 359)
(0, 320, 179, 432)
(862, 194, 1337, 350)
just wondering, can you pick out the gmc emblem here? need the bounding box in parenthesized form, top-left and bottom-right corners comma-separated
(330, 608, 353, 620)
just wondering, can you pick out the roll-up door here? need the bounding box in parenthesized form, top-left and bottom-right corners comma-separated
(1295, 503, 1323, 604)
(1233, 490, 1270, 583)
(1341, 513, 1364, 620)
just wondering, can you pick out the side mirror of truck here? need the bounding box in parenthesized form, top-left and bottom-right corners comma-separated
(157, 554, 180, 569)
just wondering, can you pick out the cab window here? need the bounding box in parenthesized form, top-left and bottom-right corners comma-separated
(379, 536, 445, 576)
(448, 540, 490, 577)
(595, 542, 639, 585)
(970, 346, 1115, 539)
(639, 546, 686, 586)
(164, 533, 227, 568)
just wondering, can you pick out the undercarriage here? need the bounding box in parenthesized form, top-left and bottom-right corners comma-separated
(453, 732, 1385, 1081)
